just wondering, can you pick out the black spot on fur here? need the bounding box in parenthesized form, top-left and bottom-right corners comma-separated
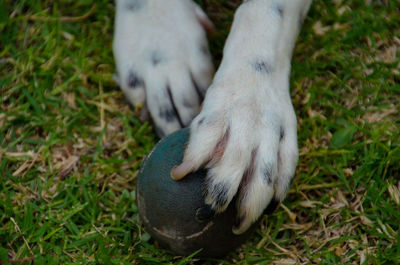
(126, 0, 144, 11)
(158, 107, 176, 123)
(190, 71, 205, 101)
(127, 70, 144, 89)
(264, 198, 280, 215)
(280, 127, 284, 141)
(274, 4, 284, 17)
(195, 205, 215, 222)
(214, 187, 228, 207)
(253, 60, 273, 73)
(206, 182, 229, 209)
(151, 51, 163, 66)
(182, 98, 193, 109)
(263, 164, 273, 184)
(166, 86, 184, 127)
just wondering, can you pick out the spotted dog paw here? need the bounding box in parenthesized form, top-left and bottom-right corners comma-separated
(170, 0, 309, 235)
(171, 72, 299, 234)
(113, 0, 214, 137)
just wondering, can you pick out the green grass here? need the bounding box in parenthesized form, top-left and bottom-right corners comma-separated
(1, 0, 399, 264)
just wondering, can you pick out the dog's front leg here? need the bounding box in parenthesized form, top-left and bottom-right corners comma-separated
(172, 0, 312, 234)
(113, 0, 215, 137)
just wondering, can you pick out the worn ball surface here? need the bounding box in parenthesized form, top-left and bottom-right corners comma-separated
(136, 129, 254, 258)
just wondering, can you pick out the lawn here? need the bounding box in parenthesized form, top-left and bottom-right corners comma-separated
(1, 0, 399, 264)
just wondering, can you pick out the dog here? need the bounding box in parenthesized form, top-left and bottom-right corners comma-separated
(113, 0, 312, 235)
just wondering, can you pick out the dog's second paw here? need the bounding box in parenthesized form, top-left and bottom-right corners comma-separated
(171, 73, 299, 234)
(113, 0, 214, 137)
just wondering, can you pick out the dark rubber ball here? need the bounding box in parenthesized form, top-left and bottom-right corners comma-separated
(136, 129, 254, 258)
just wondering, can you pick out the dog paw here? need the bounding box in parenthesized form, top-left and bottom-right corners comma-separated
(113, 0, 214, 137)
(171, 73, 299, 234)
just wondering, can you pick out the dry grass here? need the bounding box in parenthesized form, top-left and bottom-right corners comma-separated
(1, 0, 399, 264)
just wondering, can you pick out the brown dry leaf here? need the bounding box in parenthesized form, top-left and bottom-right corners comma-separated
(358, 250, 366, 264)
(331, 202, 346, 210)
(281, 222, 313, 234)
(348, 239, 359, 250)
(299, 144, 311, 156)
(62, 31, 74, 41)
(5, 151, 35, 159)
(12, 161, 32, 177)
(321, 208, 338, 220)
(374, 45, 398, 64)
(333, 22, 349, 31)
(337, 190, 349, 206)
(307, 108, 327, 119)
(343, 168, 354, 177)
(335, 245, 345, 256)
(360, 216, 374, 227)
(363, 68, 374, 76)
(272, 258, 297, 265)
(362, 106, 397, 123)
(313, 20, 331, 36)
(55, 155, 80, 178)
(280, 204, 297, 223)
(298, 200, 323, 208)
(337, 6, 351, 15)
(301, 92, 311, 105)
(377, 219, 396, 239)
(63, 92, 77, 109)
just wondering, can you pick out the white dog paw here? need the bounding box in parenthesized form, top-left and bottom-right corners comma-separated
(171, 74, 299, 234)
(113, 0, 214, 137)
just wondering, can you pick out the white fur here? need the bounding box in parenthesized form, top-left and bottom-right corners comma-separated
(114, 0, 312, 234)
(181, 0, 312, 234)
(113, 0, 214, 136)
